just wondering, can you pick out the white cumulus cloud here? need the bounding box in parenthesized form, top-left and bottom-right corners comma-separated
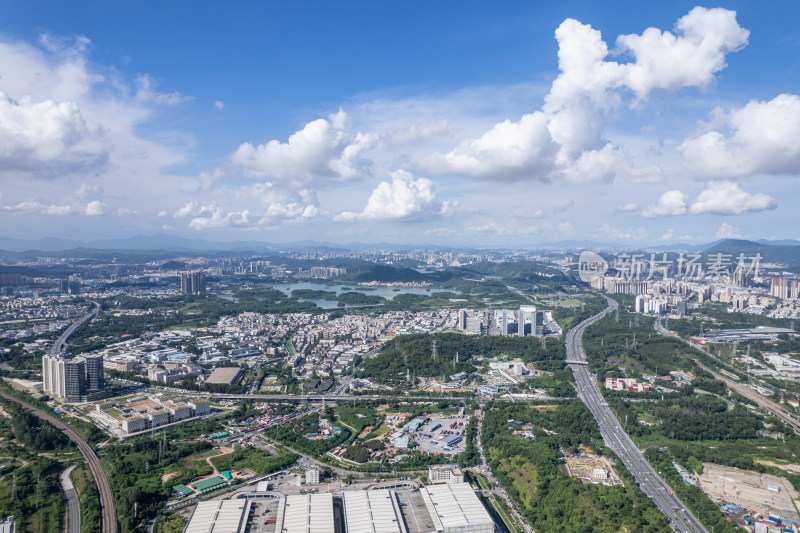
(641, 190, 688, 217)
(0, 92, 106, 177)
(2, 200, 73, 215)
(689, 180, 776, 215)
(85, 200, 106, 216)
(679, 94, 800, 178)
(715, 222, 742, 239)
(228, 109, 376, 183)
(418, 7, 748, 183)
(336, 170, 449, 222)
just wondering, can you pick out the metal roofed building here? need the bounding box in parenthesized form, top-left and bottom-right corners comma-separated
(343, 491, 408, 533)
(183, 500, 249, 533)
(280, 493, 335, 533)
(205, 367, 244, 385)
(419, 484, 493, 533)
(193, 475, 227, 494)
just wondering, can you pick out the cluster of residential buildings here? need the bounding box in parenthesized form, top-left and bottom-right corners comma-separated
(42, 353, 106, 402)
(180, 271, 207, 294)
(287, 310, 456, 378)
(0, 295, 86, 339)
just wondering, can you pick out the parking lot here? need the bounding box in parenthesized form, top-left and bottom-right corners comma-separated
(241, 498, 280, 533)
(414, 415, 470, 456)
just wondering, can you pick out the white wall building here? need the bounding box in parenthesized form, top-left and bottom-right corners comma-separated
(428, 464, 465, 484)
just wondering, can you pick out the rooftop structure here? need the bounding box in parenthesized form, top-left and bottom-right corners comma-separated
(183, 500, 249, 533)
(343, 491, 408, 533)
(281, 493, 335, 533)
(419, 484, 493, 533)
(206, 366, 244, 385)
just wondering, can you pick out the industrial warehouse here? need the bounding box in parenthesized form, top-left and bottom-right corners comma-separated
(181, 483, 494, 533)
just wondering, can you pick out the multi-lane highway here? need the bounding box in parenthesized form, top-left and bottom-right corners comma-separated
(655, 317, 800, 435)
(566, 296, 707, 533)
(0, 392, 117, 533)
(49, 305, 98, 356)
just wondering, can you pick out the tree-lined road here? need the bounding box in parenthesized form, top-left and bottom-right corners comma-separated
(60, 465, 80, 533)
(566, 296, 707, 533)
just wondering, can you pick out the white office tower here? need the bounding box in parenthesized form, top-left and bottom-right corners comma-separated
(306, 467, 320, 484)
(518, 305, 537, 337)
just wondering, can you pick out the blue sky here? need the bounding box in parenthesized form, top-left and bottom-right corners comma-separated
(0, 1, 798, 246)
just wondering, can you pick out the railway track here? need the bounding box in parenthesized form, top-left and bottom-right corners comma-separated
(655, 317, 800, 436)
(0, 391, 117, 533)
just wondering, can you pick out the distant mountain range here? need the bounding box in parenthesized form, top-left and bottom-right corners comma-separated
(0, 233, 799, 259)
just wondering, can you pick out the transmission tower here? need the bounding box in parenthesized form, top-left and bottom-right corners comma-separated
(453, 352, 458, 370)
(431, 340, 437, 361)
(632, 333, 636, 349)
(35, 472, 42, 509)
(615, 307, 619, 323)
(11, 473, 17, 502)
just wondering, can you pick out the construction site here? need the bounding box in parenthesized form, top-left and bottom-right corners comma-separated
(562, 449, 623, 486)
(698, 463, 800, 526)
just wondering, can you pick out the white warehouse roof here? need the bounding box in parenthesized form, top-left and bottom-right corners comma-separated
(184, 500, 249, 533)
(282, 493, 335, 533)
(420, 484, 493, 533)
(343, 491, 408, 533)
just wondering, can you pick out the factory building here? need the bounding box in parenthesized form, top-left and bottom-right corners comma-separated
(343, 491, 408, 533)
(182, 482, 492, 533)
(184, 500, 249, 533)
(280, 493, 335, 533)
(420, 484, 494, 533)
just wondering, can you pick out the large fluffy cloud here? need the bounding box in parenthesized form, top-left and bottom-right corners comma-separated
(228, 109, 377, 183)
(0, 92, 106, 177)
(679, 94, 800, 178)
(0, 33, 191, 221)
(419, 7, 748, 183)
(336, 170, 452, 222)
(689, 180, 776, 215)
(643, 181, 776, 217)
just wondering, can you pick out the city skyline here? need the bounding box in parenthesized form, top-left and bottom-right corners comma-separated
(0, 2, 798, 246)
